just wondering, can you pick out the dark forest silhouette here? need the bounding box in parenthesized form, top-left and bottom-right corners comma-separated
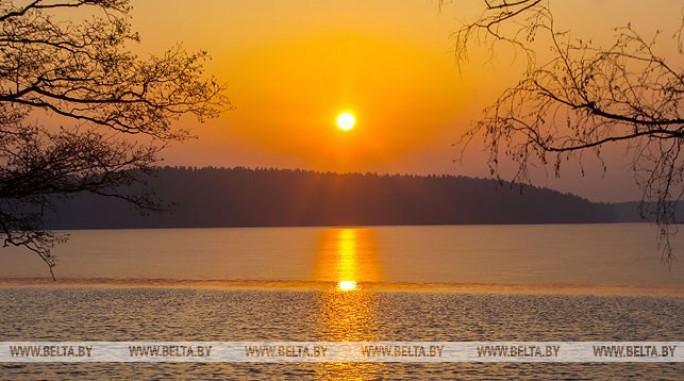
(39, 166, 635, 229)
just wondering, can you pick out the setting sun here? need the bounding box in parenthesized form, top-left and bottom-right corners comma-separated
(336, 112, 356, 131)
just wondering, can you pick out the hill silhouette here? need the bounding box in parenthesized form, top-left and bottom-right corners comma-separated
(42, 167, 620, 229)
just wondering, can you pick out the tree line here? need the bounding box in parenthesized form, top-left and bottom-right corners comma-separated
(42, 166, 623, 229)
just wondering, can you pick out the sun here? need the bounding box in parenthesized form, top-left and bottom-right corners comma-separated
(336, 112, 356, 131)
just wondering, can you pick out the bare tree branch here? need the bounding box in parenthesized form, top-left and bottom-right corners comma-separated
(457, 1, 684, 265)
(0, 0, 228, 276)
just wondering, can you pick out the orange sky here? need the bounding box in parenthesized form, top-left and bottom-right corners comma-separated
(127, 1, 682, 201)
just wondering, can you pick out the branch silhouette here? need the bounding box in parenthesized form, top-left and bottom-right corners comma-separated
(0, 0, 227, 278)
(456, 0, 684, 265)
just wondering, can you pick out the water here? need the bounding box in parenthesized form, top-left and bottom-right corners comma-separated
(2, 224, 684, 380)
(1, 288, 684, 379)
(1, 224, 683, 286)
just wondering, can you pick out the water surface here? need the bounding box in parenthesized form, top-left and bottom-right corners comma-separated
(1, 287, 684, 380)
(2, 224, 684, 380)
(1, 224, 682, 287)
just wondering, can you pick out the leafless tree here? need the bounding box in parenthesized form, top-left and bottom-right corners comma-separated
(455, 0, 684, 265)
(0, 0, 226, 278)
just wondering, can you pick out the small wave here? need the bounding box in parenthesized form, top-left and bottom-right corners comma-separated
(1, 364, 26, 369)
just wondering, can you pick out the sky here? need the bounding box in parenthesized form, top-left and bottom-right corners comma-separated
(126, 0, 682, 202)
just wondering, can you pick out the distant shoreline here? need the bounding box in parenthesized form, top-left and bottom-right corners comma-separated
(40, 220, 660, 232)
(42, 166, 669, 230)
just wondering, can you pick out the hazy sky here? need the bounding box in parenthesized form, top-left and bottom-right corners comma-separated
(127, 1, 682, 202)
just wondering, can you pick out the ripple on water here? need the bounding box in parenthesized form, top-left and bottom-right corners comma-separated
(1, 287, 684, 380)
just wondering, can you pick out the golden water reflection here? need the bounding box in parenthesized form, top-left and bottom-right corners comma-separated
(314, 228, 383, 288)
(314, 228, 387, 380)
(337, 280, 358, 291)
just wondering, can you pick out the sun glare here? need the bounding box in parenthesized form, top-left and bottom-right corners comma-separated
(337, 280, 358, 291)
(336, 112, 356, 131)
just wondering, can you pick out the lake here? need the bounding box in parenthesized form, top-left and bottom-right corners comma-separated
(2, 224, 684, 380)
(2, 223, 684, 286)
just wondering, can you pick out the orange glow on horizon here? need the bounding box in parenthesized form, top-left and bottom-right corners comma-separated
(127, 1, 672, 200)
(216, 32, 473, 172)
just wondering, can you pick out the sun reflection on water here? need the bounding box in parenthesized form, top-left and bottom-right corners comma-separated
(314, 228, 382, 287)
(314, 228, 387, 379)
(337, 280, 358, 291)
